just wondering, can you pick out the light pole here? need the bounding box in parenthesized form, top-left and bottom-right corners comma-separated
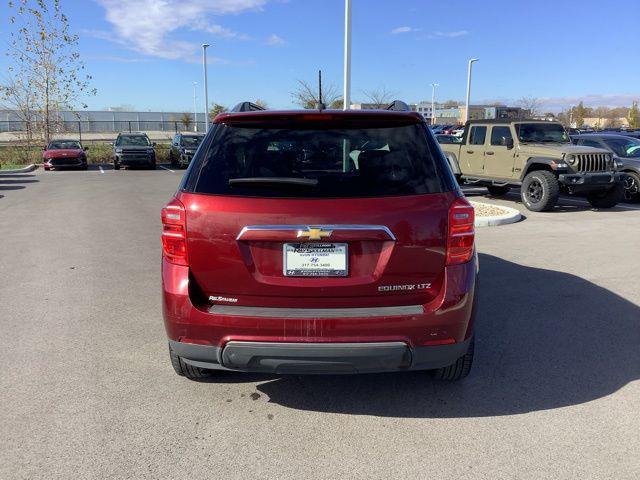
(430, 82, 439, 125)
(464, 58, 478, 123)
(202, 43, 210, 132)
(192, 81, 198, 132)
(342, 0, 352, 110)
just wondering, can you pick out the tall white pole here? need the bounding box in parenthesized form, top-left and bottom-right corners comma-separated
(430, 83, 439, 125)
(342, 0, 352, 110)
(202, 43, 210, 132)
(464, 58, 478, 124)
(192, 82, 198, 132)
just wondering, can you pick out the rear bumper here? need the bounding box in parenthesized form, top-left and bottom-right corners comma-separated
(170, 337, 472, 374)
(162, 254, 478, 373)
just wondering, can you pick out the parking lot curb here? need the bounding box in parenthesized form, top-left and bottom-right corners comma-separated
(470, 201, 522, 227)
(0, 164, 38, 174)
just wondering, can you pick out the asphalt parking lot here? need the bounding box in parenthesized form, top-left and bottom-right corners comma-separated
(1, 165, 639, 480)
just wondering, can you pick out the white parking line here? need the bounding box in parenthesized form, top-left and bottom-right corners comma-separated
(159, 166, 175, 173)
(99, 166, 105, 174)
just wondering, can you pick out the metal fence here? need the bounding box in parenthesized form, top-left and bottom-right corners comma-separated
(0, 120, 208, 136)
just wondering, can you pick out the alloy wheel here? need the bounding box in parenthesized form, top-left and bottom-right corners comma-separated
(623, 175, 639, 200)
(527, 180, 543, 203)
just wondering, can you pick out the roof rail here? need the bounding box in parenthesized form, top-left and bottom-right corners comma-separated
(230, 101, 266, 113)
(385, 100, 411, 112)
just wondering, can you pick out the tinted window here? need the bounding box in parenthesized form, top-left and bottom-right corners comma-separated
(48, 140, 81, 150)
(116, 135, 150, 146)
(469, 126, 487, 145)
(181, 136, 203, 148)
(490, 126, 512, 146)
(516, 123, 569, 143)
(578, 139, 602, 148)
(604, 137, 640, 157)
(190, 124, 447, 198)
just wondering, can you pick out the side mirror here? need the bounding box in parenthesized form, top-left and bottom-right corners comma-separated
(504, 137, 514, 149)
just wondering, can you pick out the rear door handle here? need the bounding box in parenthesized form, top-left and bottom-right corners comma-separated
(466, 150, 474, 154)
(485, 151, 494, 155)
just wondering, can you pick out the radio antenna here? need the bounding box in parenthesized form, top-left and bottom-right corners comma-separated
(317, 70, 325, 111)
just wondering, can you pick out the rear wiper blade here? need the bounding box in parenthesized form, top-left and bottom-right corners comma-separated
(228, 177, 318, 188)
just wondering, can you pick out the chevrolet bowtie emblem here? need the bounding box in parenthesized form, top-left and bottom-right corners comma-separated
(297, 227, 332, 241)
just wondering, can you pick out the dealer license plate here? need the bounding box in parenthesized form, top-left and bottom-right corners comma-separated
(283, 243, 348, 277)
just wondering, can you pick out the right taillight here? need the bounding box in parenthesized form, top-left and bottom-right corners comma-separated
(446, 197, 475, 266)
(161, 198, 188, 266)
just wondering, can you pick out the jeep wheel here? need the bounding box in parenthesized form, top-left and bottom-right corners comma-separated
(587, 182, 624, 209)
(169, 343, 215, 380)
(622, 172, 640, 203)
(521, 170, 559, 212)
(113, 160, 120, 170)
(487, 185, 510, 196)
(431, 337, 474, 381)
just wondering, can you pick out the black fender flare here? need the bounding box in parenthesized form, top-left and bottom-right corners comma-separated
(519, 157, 558, 181)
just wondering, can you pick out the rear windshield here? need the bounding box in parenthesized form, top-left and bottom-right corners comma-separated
(189, 123, 447, 198)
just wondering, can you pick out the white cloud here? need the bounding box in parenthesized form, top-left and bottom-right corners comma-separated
(265, 33, 286, 46)
(95, 0, 268, 59)
(429, 30, 469, 38)
(391, 26, 414, 34)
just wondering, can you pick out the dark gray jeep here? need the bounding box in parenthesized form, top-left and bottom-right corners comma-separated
(112, 133, 156, 170)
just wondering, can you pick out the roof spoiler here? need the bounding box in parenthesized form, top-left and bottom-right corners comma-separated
(385, 100, 411, 112)
(230, 102, 266, 113)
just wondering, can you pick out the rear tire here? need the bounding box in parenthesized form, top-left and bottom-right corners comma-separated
(521, 170, 559, 212)
(487, 185, 510, 196)
(113, 160, 120, 170)
(149, 160, 156, 170)
(587, 182, 624, 209)
(169, 344, 215, 380)
(431, 337, 475, 381)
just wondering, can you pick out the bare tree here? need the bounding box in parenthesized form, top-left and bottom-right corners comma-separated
(361, 86, 397, 108)
(629, 101, 639, 129)
(1, 0, 95, 144)
(181, 112, 192, 130)
(291, 79, 341, 109)
(209, 103, 227, 120)
(593, 106, 610, 129)
(517, 96, 541, 119)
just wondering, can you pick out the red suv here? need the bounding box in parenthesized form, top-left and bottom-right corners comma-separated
(162, 102, 478, 380)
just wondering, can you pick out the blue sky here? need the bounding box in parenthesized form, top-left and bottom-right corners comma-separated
(2, 0, 639, 112)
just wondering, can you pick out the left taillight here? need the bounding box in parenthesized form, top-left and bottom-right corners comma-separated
(446, 196, 475, 266)
(161, 198, 188, 266)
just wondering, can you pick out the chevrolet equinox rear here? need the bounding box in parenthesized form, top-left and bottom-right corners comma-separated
(162, 102, 478, 380)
